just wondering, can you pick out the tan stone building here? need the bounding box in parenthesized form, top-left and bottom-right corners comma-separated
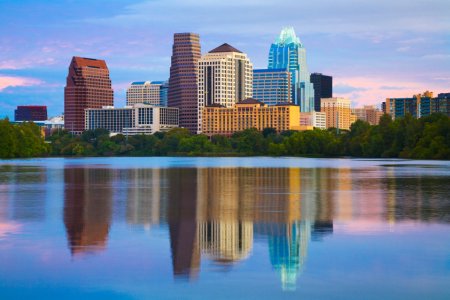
(352, 105, 383, 125)
(321, 97, 356, 130)
(201, 98, 301, 136)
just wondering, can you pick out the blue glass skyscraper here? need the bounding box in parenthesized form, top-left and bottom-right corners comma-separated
(268, 27, 315, 112)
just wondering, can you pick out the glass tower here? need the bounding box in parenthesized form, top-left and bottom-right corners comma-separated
(268, 27, 315, 112)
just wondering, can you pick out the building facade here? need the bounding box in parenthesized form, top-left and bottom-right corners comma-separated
(201, 98, 300, 136)
(168, 33, 201, 133)
(14, 105, 47, 121)
(321, 98, 354, 130)
(299, 112, 326, 129)
(310, 73, 332, 112)
(253, 69, 291, 106)
(64, 57, 114, 134)
(383, 91, 450, 119)
(198, 43, 253, 133)
(85, 104, 178, 135)
(268, 27, 315, 112)
(126, 81, 168, 106)
(352, 105, 383, 125)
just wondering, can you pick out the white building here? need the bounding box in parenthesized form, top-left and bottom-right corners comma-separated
(300, 112, 326, 129)
(197, 43, 253, 133)
(85, 104, 178, 135)
(126, 81, 168, 106)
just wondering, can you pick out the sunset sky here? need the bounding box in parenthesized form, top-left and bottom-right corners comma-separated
(0, 0, 449, 118)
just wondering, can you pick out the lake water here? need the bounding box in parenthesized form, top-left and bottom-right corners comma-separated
(0, 157, 449, 299)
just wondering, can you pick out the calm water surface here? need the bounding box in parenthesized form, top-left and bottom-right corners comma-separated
(0, 157, 449, 299)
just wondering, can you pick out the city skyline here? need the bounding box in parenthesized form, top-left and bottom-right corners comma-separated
(1, 0, 449, 119)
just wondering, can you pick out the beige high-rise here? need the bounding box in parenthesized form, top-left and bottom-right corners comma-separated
(197, 43, 253, 133)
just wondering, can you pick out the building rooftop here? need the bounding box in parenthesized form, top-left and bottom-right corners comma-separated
(72, 56, 108, 69)
(236, 98, 264, 105)
(209, 43, 242, 54)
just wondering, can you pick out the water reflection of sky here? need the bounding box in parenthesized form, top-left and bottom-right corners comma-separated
(0, 158, 449, 299)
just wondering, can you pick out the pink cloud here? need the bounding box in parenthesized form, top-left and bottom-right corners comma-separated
(333, 76, 448, 108)
(0, 75, 43, 91)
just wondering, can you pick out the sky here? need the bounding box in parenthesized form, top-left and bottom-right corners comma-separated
(0, 0, 449, 118)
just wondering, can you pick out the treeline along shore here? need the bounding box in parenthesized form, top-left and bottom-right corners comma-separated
(1, 114, 449, 160)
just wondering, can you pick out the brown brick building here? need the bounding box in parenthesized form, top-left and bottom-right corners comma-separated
(168, 33, 201, 133)
(64, 57, 113, 134)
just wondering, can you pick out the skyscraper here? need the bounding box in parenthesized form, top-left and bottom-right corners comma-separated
(253, 69, 291, 105)
(168, 33, 201, 133)
(198, 43, 253, 133)
(64, 57, 114, 134)
(310, 73, 332, 112)
(268, 27, 315, 112)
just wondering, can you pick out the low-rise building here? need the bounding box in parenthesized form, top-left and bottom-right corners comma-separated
(352, 105, 383, 125)
(85, 104, 178, 135)
(299, 112, 326, 129)
(201, 98, 300, 136)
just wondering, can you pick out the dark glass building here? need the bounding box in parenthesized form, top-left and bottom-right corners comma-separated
(168, 33, 201, 133)
(310, 73, 332, 112)
(14, 105, 47, 121)
(64, 57, 114, 134)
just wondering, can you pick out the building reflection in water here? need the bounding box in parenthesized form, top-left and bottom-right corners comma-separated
(56, 164, 448, 287)
(63, 168, 112, 256)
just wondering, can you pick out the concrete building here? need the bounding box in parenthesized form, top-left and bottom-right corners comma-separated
(310, 73, 332, 112)
(321, 98, 354, 130)
(126, 81, 168, 106)
(14, 105, 47, 121)
(64, 57, 114, 134)
(352, 105, 384, 125)
(201, 98, 300, 136)
(253, 69, 291, 105)
(299, 111, 326, 129)
(168, 33, 201, 133)
(198, 43, 253, 133)
(85, 104, 178, 135)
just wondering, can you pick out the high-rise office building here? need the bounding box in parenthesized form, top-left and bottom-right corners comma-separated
(14, 105, 47, 121)
(310, 73, 332, 112)
(253, 69, 291, 105)
(321, 97, 355, 130)
(268, 27, 315, 112)
(168, 33, 201, 133)
(198, 43, 253, 133)
(64, 57, 114, 134)
(126, 81, 168, 106)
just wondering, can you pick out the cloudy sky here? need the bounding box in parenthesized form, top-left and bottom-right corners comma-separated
(0, 0, 449, 118)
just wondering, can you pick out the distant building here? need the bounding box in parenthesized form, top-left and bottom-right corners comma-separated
(168, 33, 201, 133)
(352, 105, 383, 125)
(299, 112, 326, 129)
(198, 43, 253, 133)
(85, 104, 178, 135)
(253, 69, 291, 106)
(64, 57, 114, 134)
(201, 98, 300, 136)
(14, 105, 47, 121)
(310, 73, 332, 112)
(268, 27, 315, 112)
(321, 98, 355, 130)
(126, 81, 168, 106)
(384, 91, 449, 119)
